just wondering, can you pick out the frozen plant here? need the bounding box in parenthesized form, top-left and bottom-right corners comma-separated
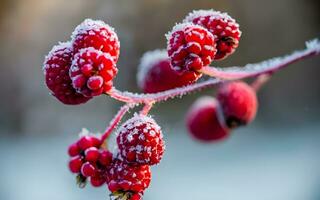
(43, 10, 320, 200)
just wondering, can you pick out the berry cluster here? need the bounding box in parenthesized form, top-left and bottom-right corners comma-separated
(137, 10, 241, 93)
(43, 19, 119, 104)
(67, 115, 164, 200)
(186, 81, 258, 142)
(166, 9, 240, 73)
(42, 8, 318, 200)
(68, 130, 113, 187)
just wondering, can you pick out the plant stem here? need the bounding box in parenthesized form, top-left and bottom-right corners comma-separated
(100, 104, 134, 142)
(107, 39, 319, 104)
(251, 74, 271, 92)
(140, 102, 154, 115)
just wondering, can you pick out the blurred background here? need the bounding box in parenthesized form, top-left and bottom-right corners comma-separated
(0, 0, 319, 199)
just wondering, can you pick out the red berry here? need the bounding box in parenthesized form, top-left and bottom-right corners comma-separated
(85, 147, 100, 162)
(167, 23, 216, 72)
(184, 10, 241, 60)
(70, 47, 118, 97)
(81, 162, 96, 177)
(186, 96, 230, 142)
(77, 135, 99, 150)
(117, 114, 165, 165)
(68, 143, 80, 157)
(217, 81, 258, 127)
(106, 158, 151, 193)
(137, 49, 202, 93)
(99, 150, 113, 167)
(43, 42, 91, 105)
(90, 175, 105, 187)
(69, 156, 83, 173)
(71, 19, 120, 63)
(130, 193, 143, 200)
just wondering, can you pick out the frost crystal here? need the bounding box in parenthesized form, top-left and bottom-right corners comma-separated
(71, 18, 115, 40)
(43, 41, 72, 71)
(183, 9, 235, 23)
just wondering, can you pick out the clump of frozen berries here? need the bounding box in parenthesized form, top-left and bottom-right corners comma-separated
(71, 19, 120, 62)
(186, 96, 230, 142)
(184, 9, 241, 60)
(44, 19, 120, 104)
(70, 47, 118, 97)
(68, 129, 113, 187)
(117, 114, 165, 165)
(137, 49, 202, 93)
(106, 157, 151, 196)
(167, 23, 216, 72)
(43, 42, 91, 105)
(217, 81, 258, 128)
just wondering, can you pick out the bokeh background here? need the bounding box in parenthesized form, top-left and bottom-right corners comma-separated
(0, 0, 319, 200)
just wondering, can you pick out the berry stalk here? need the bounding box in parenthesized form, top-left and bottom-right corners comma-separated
(199, 39, 320, 79)
(140, 103, 154, 115)
(107, 39, 319, 104)
(100, 104, 134, 143)
(251, 74, 271, 92)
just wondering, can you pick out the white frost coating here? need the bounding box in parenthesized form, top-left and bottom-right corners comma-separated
(306, 39, 320, 53)
(183, 9, 235, 23)
(165, 22, 205, 41)
(77, 128, 102, 138)
(211, 38, 320, 79)
(71, 18, 116, 40)
(43, 41, 72, 71)
(137, 49, 168, 88)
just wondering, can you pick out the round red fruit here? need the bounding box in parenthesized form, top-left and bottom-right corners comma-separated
(117, 114, 165, 165)
(85, 147, 100, 162)
(90, 175, 106, 187)
(68, 143, 80, 157)
(69, 156, 83, 173)
(71, 19, 120, 62)
(81, 162, 96, 177)
(137, 49, 202, 93)
(43, 42, 91, 105)
(217, 81, 258, 127)
(184, 9, 241, 60)
(106, 158, 151, 193)
(186, 96, 230, 142)
(167, 23, 216, 72)
(99, 150, 113, 167)
(70, 47, 118, 97)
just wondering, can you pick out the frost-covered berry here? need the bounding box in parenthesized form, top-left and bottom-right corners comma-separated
(70, 47, 118, 97)
(217, 81, 258, 128)
(186, 96, 229, 142)
(85, 147, 100, 162)
(184, 10, 241, 60)
(117, 114, 165, 165)
(106, 158, 151, 193)
(166, 23, 216, 72)
(81, 162, 96, 177)
(67, 129, 113, 188)
(71, 19, 120, 63)
(69, 155, 83, 173)
(90, 175, 106, 187)
(43, 42, 91, 105)
(137, 49, 202, 93)
(77, 135, 102, 151)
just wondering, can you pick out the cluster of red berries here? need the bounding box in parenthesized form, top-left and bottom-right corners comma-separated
(43, 9, 259, 200)
(138, 9, 241, 93)
(43, 19, 120, 105)
(68, 130, 113, 187)
(186, 81, 258, 142)
(67, 115, 164, 200)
